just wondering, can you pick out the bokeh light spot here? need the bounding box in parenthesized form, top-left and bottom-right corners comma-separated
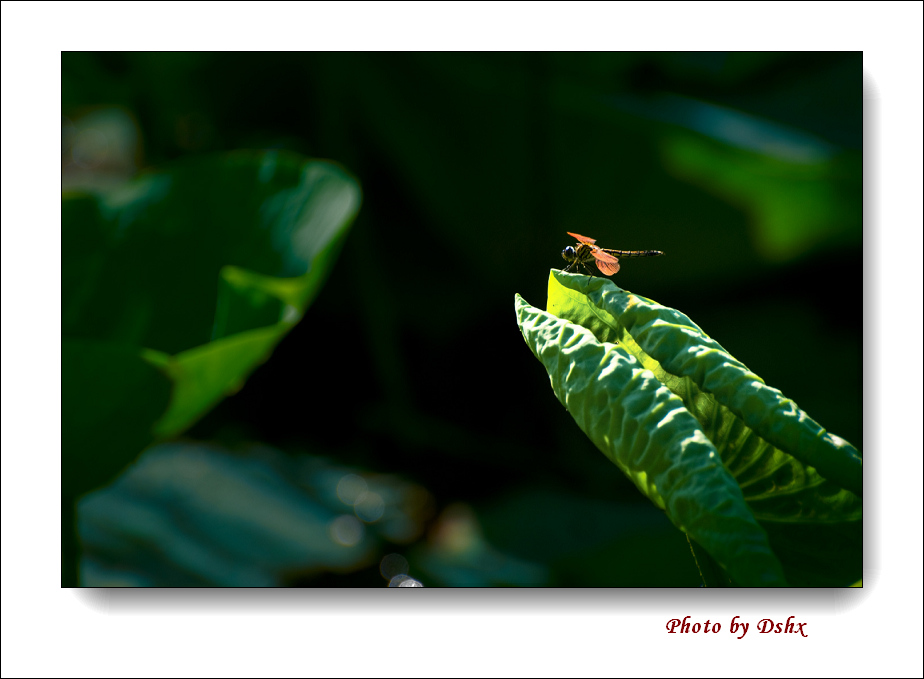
(389, 575, 423, 587)
(379, 553, 409, 581)
(336, 474, 368, 506)
(72, 128, 110, 168)
(431, 503, 479, 554)
(329, 515, 364, 547)
(354, 491, 385, 522)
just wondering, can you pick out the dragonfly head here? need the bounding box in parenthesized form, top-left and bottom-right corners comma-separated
(561, 245, 576, 261)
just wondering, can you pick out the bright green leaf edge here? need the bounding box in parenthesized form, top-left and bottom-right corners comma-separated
(143, 324, 285, 436)
(515, 293, 788, 586)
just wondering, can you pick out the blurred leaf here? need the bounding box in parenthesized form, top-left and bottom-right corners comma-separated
(660, 132, 861, 261)
(147, 326, 285, 437)
(62, 151, 362, 498)
(62, 339, 172, 498)
(515, 292, 787, 586)
(518, 271, 861, 585)
(78, 443, 382, 586)
(63, 151, 360, 350)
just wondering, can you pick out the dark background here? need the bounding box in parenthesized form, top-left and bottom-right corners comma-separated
(62, 52, 862, 587)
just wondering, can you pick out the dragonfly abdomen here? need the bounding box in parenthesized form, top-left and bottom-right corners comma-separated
(601, 249, 664, 258)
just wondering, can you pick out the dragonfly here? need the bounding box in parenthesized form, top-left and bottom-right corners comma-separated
(561, 232, 663, 276)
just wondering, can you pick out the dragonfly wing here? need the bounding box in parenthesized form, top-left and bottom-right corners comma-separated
(592, 250, 620, 275)
(595, 259, 620, 275)
(567, 231, 596, 244)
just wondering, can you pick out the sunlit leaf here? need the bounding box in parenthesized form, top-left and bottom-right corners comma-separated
(518, 271, 862, 585)
(515, 293, 787, 586)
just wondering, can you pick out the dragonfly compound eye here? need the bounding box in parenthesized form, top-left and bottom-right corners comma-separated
(562, 246, 575, 260)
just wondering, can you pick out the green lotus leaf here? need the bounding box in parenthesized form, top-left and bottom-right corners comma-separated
(515, 293, 787, 586)
(62, 151, 362, 496)
(547, 271, 861, 499)
(524, 270, 861, 585)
